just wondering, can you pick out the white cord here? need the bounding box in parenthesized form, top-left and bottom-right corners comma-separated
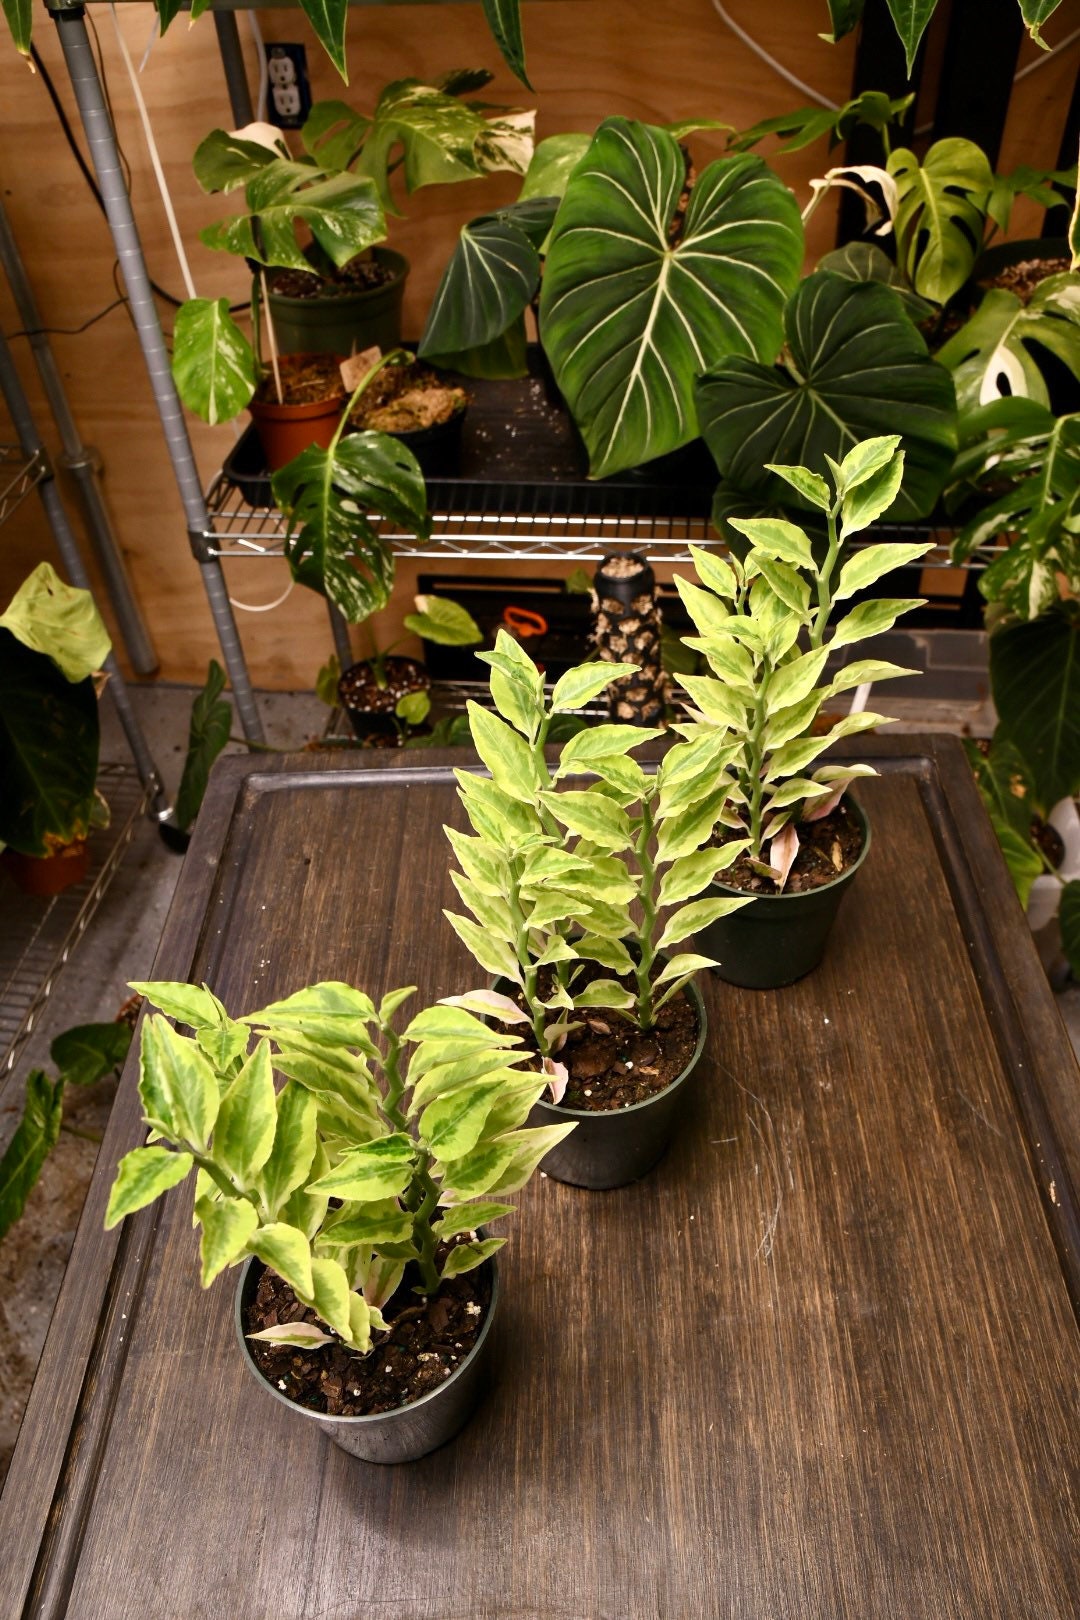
(711, 0, 1079, 117)
(247, 11, 270, 122)
(138, 11, 158, 74)
(109, 4, 197, 301)
(710, 0, 839, 109)
(228, 578, 297, 612)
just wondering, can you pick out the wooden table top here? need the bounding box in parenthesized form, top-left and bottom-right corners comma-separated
(3, 737, 1078, 1620)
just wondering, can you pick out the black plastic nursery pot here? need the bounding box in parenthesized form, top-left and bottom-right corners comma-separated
(507, 977, 708, 1190)
(266, 247, 409, 360)
(235, 1255, 499, 1464)
(698, 798, 872, 991)
(387, 405, 467, 480)
(337, 656, 430, 740)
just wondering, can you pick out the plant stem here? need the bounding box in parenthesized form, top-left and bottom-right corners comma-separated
(380, 1026, 409, 1133)
(634, 796, 658, 1030)
(746, 666, 771, 861)
(810, 505, 843, 648)
(410, 1153, 441, 1296)
(507, 855, 549, 1058)
(330, 347, 411, 458)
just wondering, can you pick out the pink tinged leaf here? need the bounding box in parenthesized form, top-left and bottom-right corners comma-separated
(543, 1057, 569, 1105)
(246, 1322, 336, 1348)
(803, 780, 854, 823)
(438, 990, 530, 1024)
(769, 822, 800, 891)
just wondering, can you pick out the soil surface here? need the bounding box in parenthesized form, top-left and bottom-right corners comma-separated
(349, 362, 467, 434)
(338, 656, 429, 717)
(253, 352, 345, 408)
(245, 1245, 491, 1418)
(499, 961, 699, 1111)
(268, 256, 396, 301)
(718, 799, 865, 896)
(980, 256, 1071, 303)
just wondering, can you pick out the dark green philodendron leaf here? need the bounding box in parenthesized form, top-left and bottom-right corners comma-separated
(202, 167, 385, 272)
(0, 1072, 63, 1241)
(1019, 0, 1064, 47)
(298, 0, 349, 81)
(171, 299, 256, 426)
(274, 431, 429, 623)
(1060, 879, 1080, 978)
(0, 562, 110, 683)
(697, 272, 957, 522)
(937, 276, 1080, 412)
(193, 129, 281, 195)
(884, 0, 938, 73)
(2, 0, 32, 57)
(816, 242, 934, 323)
(482, 0, 531, 86)
(419, 198, 558, 370)
(888, 139, 993, 306)
(540, 118, 803, 479)
(822, 0, 864, 41)
(0, 633, 100, 856)
(153, 0, 186, 33)
(51, 1022, 133, 1089)
(175, 661, 232, 833)
(990, 605, 1080, 809)
(965, 733, 1040, 832)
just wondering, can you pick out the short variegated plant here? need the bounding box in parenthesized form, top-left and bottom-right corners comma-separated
(444, 632, 751, 1086)
(673, 435, 930, 886)
(105, 980, 571, 1353)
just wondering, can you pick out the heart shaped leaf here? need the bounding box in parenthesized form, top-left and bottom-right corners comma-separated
(539, 118, 803, 479)
(419, 198, 558, 370)
(697, 270, 957, 522)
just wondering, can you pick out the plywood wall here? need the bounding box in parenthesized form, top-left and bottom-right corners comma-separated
(0, 1, 1075, 691)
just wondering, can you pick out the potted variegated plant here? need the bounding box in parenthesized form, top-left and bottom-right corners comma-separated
(442, 632, 750, 1188)
(105, 978, 571, 1464)
(672, 435, 930, 988)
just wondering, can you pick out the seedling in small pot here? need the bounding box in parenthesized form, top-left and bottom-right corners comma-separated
(333, 593, 482, 743)
(671, 434, 930, 987)
(444, 634, 751, 1186)
(105, 979, 571, 1461)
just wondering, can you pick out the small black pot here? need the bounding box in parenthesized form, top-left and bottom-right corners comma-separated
(338, 656, 430, 741)
(699, 798, 872, 990)
(388, 405, 467, 480)
(234, 1255, 499, 1464)
(523, 978, 708, 1190)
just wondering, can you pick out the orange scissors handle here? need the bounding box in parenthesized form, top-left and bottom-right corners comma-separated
(502, 605, 548, 639)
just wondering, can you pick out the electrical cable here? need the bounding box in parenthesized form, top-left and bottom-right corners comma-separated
(5, 295, 128, 340)
(248, 10, 270, 123)
(711, 0, 1080, 114)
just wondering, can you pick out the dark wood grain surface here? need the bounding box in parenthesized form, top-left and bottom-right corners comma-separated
(3, 738, 1078, 1620)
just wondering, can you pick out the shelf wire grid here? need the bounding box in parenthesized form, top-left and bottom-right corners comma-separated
(0, 444, 46, 529)
(0, 763, 150, 1083)
(204, 474, 976, 570)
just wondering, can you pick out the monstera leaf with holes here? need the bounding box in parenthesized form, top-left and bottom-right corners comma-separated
(887, 139, 994, 306)
(936, 275, 1080, 411)
(273, 432, 430, 623)
(201, 164, 386, 273)
(697, 270, 957, 525)
(419, 197, 559, 377)
(538, 117, 803, 480)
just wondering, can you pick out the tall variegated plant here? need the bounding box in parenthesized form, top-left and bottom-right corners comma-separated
(673, 435, 930, 885)
(444, 633, 749, 1082)
(105, 980, 571, 1352)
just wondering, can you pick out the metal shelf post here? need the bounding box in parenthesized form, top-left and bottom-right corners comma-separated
(49, 2, 267, 743)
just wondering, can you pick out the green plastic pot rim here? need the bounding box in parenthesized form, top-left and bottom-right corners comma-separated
(712, 794, 872, 903)
(266, 247, 410, 309)
(518, 974, 708, 1123)
(234, 1249, 499, 1430)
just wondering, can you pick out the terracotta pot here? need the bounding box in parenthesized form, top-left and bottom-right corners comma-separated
(1, 840, 89, 896)
(248, 354, 345, 472)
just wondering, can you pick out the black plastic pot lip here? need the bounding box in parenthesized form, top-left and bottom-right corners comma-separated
(266, 246, 410, 307)
(712, 794, 872, 904)
(530, 974, 708, 1122)
(233, 1250, 499, 1430)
